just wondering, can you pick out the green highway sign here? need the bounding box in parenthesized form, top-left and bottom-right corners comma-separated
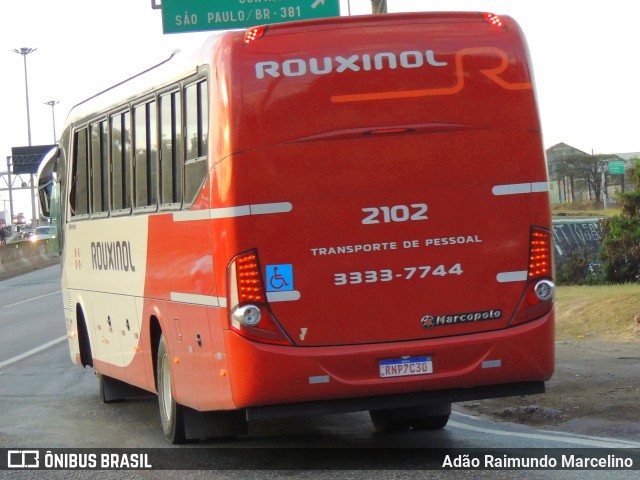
(608, 160, 625, 175)
(161, 0, 341, 34)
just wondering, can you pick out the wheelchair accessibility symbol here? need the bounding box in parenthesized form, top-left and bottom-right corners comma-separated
(266, 264, 294, 292)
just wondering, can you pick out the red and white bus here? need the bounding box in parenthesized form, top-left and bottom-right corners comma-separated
(38, 12, 554, 443)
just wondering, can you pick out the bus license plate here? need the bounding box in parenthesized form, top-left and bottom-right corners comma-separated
(379, 356, 433, 378)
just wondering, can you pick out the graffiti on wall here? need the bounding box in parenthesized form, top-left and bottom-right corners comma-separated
(552, 218, 603, 268)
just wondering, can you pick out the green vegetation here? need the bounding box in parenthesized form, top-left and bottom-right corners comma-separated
(599, 158, 640, 283)
(555, 158, 640, 285)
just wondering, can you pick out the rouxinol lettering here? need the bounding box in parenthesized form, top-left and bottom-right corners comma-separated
(91, 241, 137, 272)
(255, 49, 448, 79)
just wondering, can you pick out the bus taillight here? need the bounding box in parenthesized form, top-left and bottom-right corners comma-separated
(227, 250, 292, 345)
(511, 228, 554, 326)
(528, 228, 552, 279)
(236, 253, 264, 303)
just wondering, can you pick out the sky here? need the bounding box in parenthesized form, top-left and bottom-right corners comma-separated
(1, 0, 639, 219)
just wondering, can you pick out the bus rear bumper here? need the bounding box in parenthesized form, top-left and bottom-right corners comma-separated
(223, 310, 554, 415)
(245, 380, 544, 421)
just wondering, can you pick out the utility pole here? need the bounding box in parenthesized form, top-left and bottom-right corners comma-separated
(12, 48, 37, 146)
(371, 0, 388, 14)
(44, 100, 60, 143)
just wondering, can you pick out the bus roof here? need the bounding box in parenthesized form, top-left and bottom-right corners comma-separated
(64, 33, 224, 125)
(64, 11, 534, 141)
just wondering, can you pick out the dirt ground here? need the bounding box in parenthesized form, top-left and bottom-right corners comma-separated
(460, 286, 640, 441)
(460, 340, 640, 440)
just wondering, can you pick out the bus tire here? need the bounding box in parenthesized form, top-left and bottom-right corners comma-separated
(410, 413, 451, 430)
(157, 334, 186, 444)
(369, 403, 451, 432)
(409, 403, 451, 431)
(369, 409, 410, 433)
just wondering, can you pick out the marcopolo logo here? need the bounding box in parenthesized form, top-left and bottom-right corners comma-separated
(255, 49, 449, 79)
(421, 309, 502, 329)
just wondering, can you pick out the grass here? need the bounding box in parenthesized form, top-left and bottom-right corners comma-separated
(555, 284, 640, 340)
(552, 202, 622, 218)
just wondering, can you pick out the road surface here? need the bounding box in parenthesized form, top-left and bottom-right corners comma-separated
(1, 266, 638, 479)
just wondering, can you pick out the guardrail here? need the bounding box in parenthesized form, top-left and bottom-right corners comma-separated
(0, 240, 59, 280)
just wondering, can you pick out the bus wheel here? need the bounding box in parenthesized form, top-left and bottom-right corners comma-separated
(410, 413, 451, 430)
(369, 404, 451, 432)
(157, 334, 186, 444)
(409, 403, 451, 431)
(369, 409, 410, 432)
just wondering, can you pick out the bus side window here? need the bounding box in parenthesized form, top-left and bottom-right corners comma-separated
(160, 91, 183, 207)
(184, 80, 208, 206)
(134, 101, 159, 210)
(71, 128, 89, 217)
(90, 120, 108, 214)
(111, 111, 132, 213)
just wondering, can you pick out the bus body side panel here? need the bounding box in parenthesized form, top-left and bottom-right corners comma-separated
(217, 131, 549, 347)
(60, 32, 238, 409)
(56, 13, 555, 417)
(210, 14, 553, 409)
(137, 298, 236, 411)
(223, 310, 553, 408)
(139, 37, 238, 410)
(61, 206, 236, 408)
(215, 14, 551, 341)
(61, 215, 152, 389)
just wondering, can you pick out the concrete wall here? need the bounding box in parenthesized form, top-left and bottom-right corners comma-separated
(0, 240, 60, 280)
(552, 218, 603, 268)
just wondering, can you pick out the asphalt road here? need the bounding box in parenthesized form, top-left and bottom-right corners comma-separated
(1, 266, 639, 479)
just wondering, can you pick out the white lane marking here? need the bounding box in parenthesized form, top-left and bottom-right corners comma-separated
(492, 182, 549, 196)
(449, 414, 640, 448)
(0, 335, 67, 370)
(2, 290, 61, 309)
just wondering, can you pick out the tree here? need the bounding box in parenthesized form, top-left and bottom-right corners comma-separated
(599, 158, 640, 283)
(554, 152, 620, 202)
(619, 157, 640, 217)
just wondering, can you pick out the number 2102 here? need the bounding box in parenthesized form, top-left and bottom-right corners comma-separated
(362, 203, 428, 225)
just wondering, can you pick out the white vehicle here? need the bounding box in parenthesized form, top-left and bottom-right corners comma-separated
(30, 226, 56, 242)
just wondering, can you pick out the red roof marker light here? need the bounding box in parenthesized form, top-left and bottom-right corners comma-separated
(483, 13, 504, 28)
(244, 26, 267, 44)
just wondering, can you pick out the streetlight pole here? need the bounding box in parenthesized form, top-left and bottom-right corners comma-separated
(44, 100, 59, 143)
(12, 47, 37, 146)
(371, 0, 387, 14)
